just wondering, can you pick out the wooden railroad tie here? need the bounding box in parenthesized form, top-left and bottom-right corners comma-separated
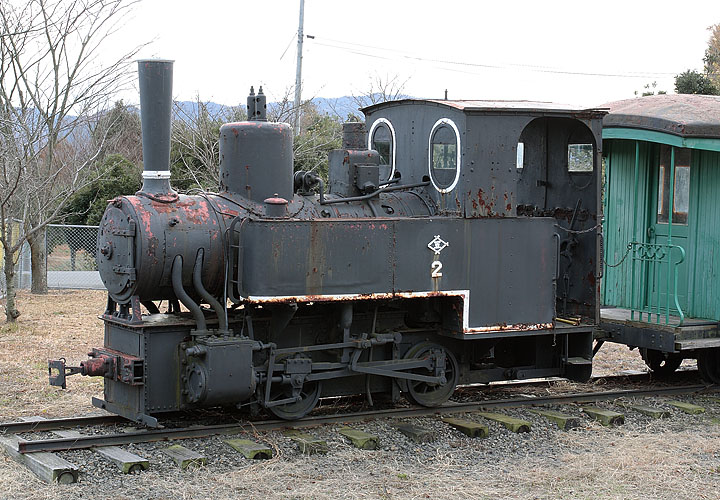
(530, 409, 582, 430)
(667, 401, 706, 415)
(477, 412, 532, 433)
(393, 423, 436, 443)
(629, 405, 671, 419)
(283, 430, 328, 455)
(582, 407, 625, 426)
(22, 415, 149, 475)
(338, 427, 379, 450)
(0, 435, 78, 484)
(54, 429, 149, 473)
(162, 444, 207, 469)
(441, 417, 489, 438)
(224, 438, 273, 459)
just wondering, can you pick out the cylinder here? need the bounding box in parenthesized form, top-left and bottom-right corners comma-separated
(137, 59, 174, 196)
(219, 121, 293, 203)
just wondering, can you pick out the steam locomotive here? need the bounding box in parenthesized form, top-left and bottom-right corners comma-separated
(49, 60, 605, 426)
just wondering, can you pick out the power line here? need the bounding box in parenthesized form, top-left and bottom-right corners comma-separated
(279, 32, 296, 61)
(307, 35, 681, 80)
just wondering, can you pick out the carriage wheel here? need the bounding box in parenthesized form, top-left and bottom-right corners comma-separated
(640, 348, 683, 377)
(697, 348, 720, 384)
(403, 342, 459, 407)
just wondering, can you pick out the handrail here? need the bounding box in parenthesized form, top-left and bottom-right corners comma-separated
(628, 241, 685, 326)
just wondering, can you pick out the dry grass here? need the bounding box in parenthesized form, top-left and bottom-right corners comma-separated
(592, 337, 697, 377)
(4, 425, 719, 500)
(592, 342, 647, 376)
(0, 290, 105, 419)
(1, 291, 719, 499)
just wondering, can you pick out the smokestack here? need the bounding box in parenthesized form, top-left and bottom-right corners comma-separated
(137, 59, 177, 200)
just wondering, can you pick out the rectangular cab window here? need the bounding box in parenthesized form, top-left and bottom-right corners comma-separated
(568, 144, 593, 172)
(516, 142, 524, 169)
(657, 146, 691, 224)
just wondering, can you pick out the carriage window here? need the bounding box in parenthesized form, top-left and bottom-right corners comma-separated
(516, 142, 524, 170)
(568, 143, 593, 172)
(657, 146, 691, 224)
(428, 118, 461, 192)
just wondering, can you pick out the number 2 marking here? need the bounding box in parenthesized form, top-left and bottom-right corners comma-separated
(431, 260, 443, 278)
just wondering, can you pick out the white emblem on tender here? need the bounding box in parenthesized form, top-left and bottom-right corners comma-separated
(427, 235, 449, 254)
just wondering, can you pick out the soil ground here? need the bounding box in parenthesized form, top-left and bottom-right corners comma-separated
(1, 290, 718, 500)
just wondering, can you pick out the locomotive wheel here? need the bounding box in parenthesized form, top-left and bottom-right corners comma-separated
(640, 348, 683, 377)
(266, 380, 322, 420)
(697, 348, 720, 384)
(403, 342, 459, 407)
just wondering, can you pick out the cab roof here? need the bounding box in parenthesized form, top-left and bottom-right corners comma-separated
(362, 98, 607, 117)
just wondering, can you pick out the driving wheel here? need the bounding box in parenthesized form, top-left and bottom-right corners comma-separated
(403, 342, 459, 407)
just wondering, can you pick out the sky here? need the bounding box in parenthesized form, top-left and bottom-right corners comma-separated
(111, 0, 720, 109)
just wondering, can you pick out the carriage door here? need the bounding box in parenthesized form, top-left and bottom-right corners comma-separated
(647, 145, 690, 315)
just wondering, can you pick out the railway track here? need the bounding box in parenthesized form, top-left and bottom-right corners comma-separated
(0, 370, 703, 437)
(1, 383, 711, 453)
(1, 374, 715, 484)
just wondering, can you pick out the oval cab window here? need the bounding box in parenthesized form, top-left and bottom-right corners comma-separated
(428, 118, 461, 193)
(368, 118, 396, 181)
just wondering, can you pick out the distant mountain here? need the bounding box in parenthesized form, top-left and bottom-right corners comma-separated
(312, 96, 362, 120)
(171, 100, 241, 121)
(172, 94, 412, 124)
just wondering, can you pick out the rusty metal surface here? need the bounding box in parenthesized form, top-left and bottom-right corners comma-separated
(97, 193, 228, 303)
(219, 121, 294, 203)
(602, 94, 720, 138)
(239, 217, 557, 332)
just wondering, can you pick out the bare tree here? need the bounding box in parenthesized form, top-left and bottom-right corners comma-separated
(0, 0, 140, 322)
(169, 85, 342, 191)
(265, 86, 342, 179)
(350, 73, 410, 118)
(171, 97, 246, 190)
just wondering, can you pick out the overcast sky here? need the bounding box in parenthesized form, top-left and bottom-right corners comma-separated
(116, 0, 719, 108)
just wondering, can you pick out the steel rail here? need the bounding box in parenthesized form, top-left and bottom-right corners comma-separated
(0, 370, 700, 435)
(16, 384, 710, 454)
(0, 415, 125, 435)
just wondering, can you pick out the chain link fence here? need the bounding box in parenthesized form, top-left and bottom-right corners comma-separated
(0, 237, 31, 299)
(1, 222, 103, 299)
(46, 224, 103, 289)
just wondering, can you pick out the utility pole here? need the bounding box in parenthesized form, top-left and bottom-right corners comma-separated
(294, 0, 305, 137)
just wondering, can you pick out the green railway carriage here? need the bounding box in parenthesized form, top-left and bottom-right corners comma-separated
(598, 94, 720, 381)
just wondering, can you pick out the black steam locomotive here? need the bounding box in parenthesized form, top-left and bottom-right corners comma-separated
(50, 61, 605, 426)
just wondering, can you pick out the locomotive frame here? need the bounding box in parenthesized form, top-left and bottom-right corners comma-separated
(49, 60, 606, 426)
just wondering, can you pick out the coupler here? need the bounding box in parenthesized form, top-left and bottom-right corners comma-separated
(49, 348, 144, 389)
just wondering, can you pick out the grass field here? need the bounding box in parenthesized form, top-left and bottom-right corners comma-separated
(1, 290, 718, 500)
(0, 290, 104, 419)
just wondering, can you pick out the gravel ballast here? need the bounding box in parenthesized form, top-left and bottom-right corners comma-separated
(2, 290, 719, 499)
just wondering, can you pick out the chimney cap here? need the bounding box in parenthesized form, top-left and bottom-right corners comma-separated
(137, 58, 175, 64)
